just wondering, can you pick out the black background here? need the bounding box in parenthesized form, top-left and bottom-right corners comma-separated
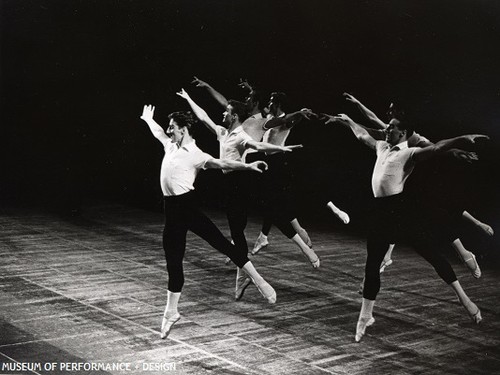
(1, 1, 499, 256)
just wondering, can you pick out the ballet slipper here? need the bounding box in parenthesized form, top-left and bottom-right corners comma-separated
(160, 313, 181, 339)
(355, 316, 375, 342)
(463, 253, 481, 279)
(310, 256, 320, 269)
(379, 259, 393, 273)
(469, 308, 482, 324)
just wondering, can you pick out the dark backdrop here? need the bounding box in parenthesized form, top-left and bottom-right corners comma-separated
(2, 1, 499, 251)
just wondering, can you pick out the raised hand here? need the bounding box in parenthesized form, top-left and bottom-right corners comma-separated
(176, 88, 190, 100)
(191, 76, 209, 88)
(238, 78, 253, 91)
(140, 104, 155, 121)
(343, 92, 359, 104)
(248, 160, 268, 173)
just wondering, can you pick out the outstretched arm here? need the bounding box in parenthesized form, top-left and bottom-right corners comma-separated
(176, 89, 219, 134)
(410, 136, 479, 162)
(323, 113, 377, 150)
(264, 109, 317, 130)
(245, 140, 303, 153)
(343, 92, 387, 129)
(139, 105, 170, 146)
(413, 134, 489, 163)
(192, 76, 228, 108)
(319, 113, 385, 140)
(205, 158, 268, 173)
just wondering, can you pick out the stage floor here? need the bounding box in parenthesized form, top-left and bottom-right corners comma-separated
(1, 203, 499, 375)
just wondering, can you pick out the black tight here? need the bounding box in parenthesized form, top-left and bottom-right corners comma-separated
(163, 191, 249, 292)
(363, 194, 457, 300)
(259, 153, 297, 239)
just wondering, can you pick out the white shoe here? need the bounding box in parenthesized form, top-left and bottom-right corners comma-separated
(379, 259, 393, 273)
(355, 316, 375, 342)
(255, 281, 277, 304)
(252, 233, 269, 255)
(333, 209, 350, 224)
(463, 253, 481, 279)
(160, 312, 180, 339)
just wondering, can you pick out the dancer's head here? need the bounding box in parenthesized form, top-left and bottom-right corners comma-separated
(386, 101, 406, 122)
(245, 90, 267, 114)
(268, 92, 287, 116)
(223, 100, 249, 127)
(385, 118, 414, 145)
(167, 111, 195, 142)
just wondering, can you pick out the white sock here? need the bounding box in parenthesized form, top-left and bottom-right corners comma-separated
(359, 298, 375, 319)
(384, 244, 395, 261)
(164, 291, 181, 316)
(292, 233, 318, 262)
(242, 261, 265, 285)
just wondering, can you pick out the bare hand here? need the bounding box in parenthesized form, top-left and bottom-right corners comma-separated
(248, 160, 268, 173)
(176, 88, 190, 100)
(334, 113, 353, 123)
(450, 149, 479, 163)
(319, 113, 335, 124)
(282, 144, 303, 152)
(299, 108, 318, 120)
(320, 113, 352, 125)
(238, 78, 253, 91)
(191, 76, 209, 88)
(140, 104, 155, 121)
(343, 92, 359, 104)
(466, 134, 490, 143)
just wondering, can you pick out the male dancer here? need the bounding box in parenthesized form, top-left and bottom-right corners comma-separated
(252, 91, 314, 254)
(140, 105, 276, 339)
(191, 78, 314, 254)
(342, 92, 492, 276)
(177, 89, 320, 301)
(327, 113, 487, 342)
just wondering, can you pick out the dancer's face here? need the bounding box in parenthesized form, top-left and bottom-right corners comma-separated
(385, 119, 405, 145)
(268, 95, 278, 116)
(222, 105, 236, 127)
(166, 119, 184, 143)
(245, 95, 256, 111)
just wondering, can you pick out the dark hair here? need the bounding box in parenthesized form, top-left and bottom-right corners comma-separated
(386, 101, 407, 122)
(167, 111, 196, 134)
(270, 91, 287, 111)
(393, 118, 414, 138)
(228, 99, 249, 123)
(248, 90, 267, 112)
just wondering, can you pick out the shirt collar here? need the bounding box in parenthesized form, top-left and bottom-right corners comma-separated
(390, 141, 408, 151)
(228, 125, 245, 135)
(266, 112, 286, 120)
(249, 113, 263, 120)
(180, 140, 197, 151)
